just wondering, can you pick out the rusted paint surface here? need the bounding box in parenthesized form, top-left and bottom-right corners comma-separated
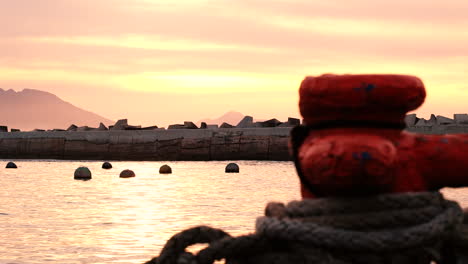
(297, 74, 468, 199)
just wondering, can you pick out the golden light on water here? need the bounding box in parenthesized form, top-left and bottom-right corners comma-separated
(0, 160, 301, 263)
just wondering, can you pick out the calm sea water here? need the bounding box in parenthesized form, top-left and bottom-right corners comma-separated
(1, 160, 467, 264)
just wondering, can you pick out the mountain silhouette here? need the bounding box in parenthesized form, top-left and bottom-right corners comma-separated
(198, 111, 245, 126)
(0, 88, 113, 131)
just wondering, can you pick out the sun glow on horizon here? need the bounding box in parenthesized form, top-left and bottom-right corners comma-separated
(0, 0, 467, 126)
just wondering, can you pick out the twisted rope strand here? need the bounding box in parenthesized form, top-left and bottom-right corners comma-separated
(145, 192, 468, 264)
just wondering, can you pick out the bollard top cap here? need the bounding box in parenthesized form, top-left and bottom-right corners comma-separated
(299, 74, 426, 126)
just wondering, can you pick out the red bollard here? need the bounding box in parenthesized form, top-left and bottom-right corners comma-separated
(293, 74, 468, 199)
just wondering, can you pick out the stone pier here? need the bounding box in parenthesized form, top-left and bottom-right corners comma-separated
(0, 128, 291, 161)
(1, 115, 468, 161)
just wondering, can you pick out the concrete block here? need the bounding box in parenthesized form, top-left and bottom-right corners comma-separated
(258, 118, 281, 127)
(454, 114, 468, 124)
(287, 117, 300, 126)
(140, 126, 158, 131)
(111, 119, 128, 130)
(415, 116, 437, 127)
(220, 122, 234, 128)
(67, 124, 78, 131)
(97, 123, 108, 131)
(428, 114, 437, 125)
(77, 126, 91, 131)
(124, 125, 142, 130)
(168, 124, 185, 129)
(184, 121, 198, 129)
(436, 115, 455, 125)
(415, 118, 428, 126)
(236, 116, 254, 128)
(404, 114, 418, 126)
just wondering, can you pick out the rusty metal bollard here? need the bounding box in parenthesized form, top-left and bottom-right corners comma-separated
(292, 74, 468, 199)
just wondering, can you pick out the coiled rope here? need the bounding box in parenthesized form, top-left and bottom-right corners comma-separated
(145, 192, 468, 264)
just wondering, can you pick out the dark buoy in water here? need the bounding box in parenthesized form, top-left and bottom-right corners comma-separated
(74, 167, 92, 180)
(102, 162, 112, 169)
(159, 164, 172, 174)
(6, 162, 17, 169)
(225, 163, 239, 173)
(120, 169, 135, 178)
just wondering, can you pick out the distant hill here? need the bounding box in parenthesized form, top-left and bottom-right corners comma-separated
(198, 111, 245, 126)
(0, 88, 113, 131)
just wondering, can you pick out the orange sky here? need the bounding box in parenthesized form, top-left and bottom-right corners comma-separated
(1, 0, 467, 127)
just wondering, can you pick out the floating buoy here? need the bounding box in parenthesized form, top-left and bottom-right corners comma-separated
(74, 167, 92, 180)
(5, 162, 17, 169)
(225, 163, 239, 173)
(120, 169, 135, 178)
(102, 162, 112, 169)
(159, 164, 172, 174)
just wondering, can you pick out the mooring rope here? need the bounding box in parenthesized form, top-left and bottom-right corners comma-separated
(145, 192, 468, 264)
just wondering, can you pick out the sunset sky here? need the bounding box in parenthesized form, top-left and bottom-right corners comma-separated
(1, 0, 467, 127)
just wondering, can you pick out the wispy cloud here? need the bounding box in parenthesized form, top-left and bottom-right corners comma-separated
(0, 0, 467, 125)
(19, 35, 279, 53)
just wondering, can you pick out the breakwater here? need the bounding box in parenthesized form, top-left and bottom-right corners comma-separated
(1, 114, 468, 161)
(0, 128, 291, 161)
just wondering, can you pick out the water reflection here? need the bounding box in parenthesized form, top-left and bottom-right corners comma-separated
(0, 160, 300, 263)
